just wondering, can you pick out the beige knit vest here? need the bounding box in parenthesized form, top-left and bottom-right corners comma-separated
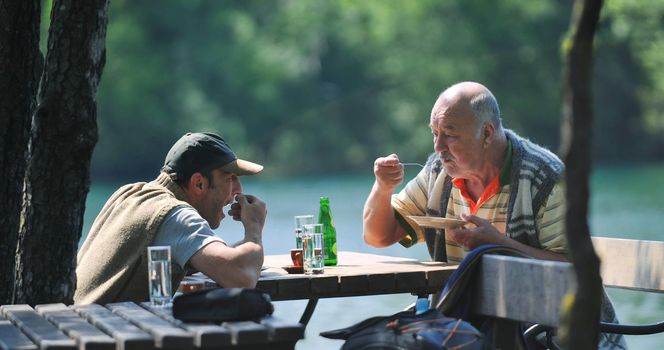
(74, 173, 190, 304)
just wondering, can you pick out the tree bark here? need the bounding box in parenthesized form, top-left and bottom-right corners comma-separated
(0, 0, 42, 305)
(559, 0, 603, 348)
(13, 0, 109, 305)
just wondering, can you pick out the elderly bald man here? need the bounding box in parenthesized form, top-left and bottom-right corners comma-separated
(364, 81, 567, 262)
(362, 81, 625, 349)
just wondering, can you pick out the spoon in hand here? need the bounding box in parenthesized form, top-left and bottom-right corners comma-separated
(401, 162, 425, 168)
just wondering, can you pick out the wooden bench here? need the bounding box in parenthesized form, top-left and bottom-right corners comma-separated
(0, 301, 304, 350)
(472, 236, 664, 342)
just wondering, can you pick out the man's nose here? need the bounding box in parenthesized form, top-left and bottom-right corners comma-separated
(434, 135, 446, 153)
(233, 180, 243, 195)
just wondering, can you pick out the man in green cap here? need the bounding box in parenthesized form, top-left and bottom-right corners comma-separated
(75, 132, 266, 304)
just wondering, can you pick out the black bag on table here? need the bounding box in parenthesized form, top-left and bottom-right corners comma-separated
(173, 287, 273, 323)
(320, 309, 487, 350)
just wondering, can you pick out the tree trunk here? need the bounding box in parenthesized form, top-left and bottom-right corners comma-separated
(559, 0, 603, 348)
(0, 0, 42, 305)
(13, 0, 109, 305)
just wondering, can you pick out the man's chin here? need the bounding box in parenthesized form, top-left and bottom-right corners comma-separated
(443, 163, 459, 177)
(209, 214, 224, 230)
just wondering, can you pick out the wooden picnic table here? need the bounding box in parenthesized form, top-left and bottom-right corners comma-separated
(0, 301, 303, 349)
(189, 251, 456, 300)
(186, 251, 458, 326)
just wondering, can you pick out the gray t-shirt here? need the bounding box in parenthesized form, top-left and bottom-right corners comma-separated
(152, 206, 225, 271)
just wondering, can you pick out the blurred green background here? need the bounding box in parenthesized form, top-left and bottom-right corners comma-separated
(65, 2, 664, 347)
(63, 0, 664, 181)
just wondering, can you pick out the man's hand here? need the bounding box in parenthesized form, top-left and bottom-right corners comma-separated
(228, 194, 267, 235)
(445, 214, 506, 249)
(364, 153, 409, 248)
(446, 214, 567, 262)
(374, 154, 404, 192)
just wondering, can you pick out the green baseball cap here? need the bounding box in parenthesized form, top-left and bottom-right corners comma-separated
(162, 132, 263, 180)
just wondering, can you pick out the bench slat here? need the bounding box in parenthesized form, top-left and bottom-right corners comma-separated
(592, 237, 664, 293)
(0, 320, 38, 350)
(72, 304, 154, 350)
(35, 304, 114, 350)
(473, 255, 575, 328)
(221, 321, 269, 345)
(107, 302, 193, 349)
(0, 305, 76, 350)
(140, 302, 233, 348)
(259, 316, 304, 343)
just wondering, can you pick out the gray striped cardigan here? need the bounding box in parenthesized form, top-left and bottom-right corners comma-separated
(425, 129, 565, 258)
(426, 130, 625, 349)
(424, 129, 564, 260)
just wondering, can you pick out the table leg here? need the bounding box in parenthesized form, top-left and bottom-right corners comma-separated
(298, 298, 319, 326)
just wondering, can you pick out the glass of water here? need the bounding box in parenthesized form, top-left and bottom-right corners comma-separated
(302, 224, 324, 275)
(294, 215, 314, 249)
(148, 246, 172, 306)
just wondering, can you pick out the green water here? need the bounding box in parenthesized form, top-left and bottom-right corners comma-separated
(83, 164, 664, 349)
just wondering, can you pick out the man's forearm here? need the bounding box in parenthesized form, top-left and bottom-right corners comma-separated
(221, 241, 263, 287)
(363, 182, 404, 247)
(189, 241, 264, 289)
(499, 235, 567, 262)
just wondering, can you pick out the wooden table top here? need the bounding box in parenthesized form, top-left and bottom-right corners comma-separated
(190, 251, 458, 301)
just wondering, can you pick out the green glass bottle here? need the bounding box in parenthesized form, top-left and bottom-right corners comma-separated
(318, 196, 337, 266)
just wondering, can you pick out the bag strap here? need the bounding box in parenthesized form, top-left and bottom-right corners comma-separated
(320, 310, 415, 340)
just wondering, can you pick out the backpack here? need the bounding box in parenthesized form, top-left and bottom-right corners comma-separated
(435, 245, 531, 349)
(321, 245, 528, 350)
(320, 308, 487, 350)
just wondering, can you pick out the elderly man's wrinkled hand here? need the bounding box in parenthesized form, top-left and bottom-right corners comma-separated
(445, 214, 506, 249)
(373, 154, 404, 192)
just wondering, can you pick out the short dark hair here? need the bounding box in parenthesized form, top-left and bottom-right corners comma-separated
(171, 168, 215, 188)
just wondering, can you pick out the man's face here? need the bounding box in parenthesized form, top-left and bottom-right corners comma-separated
(429, 98, 485, 179)
(197, 168, 242, 229)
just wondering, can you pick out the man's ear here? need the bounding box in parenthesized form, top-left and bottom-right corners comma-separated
(188, 173, 206, 192)
(482, 122, 495, 147)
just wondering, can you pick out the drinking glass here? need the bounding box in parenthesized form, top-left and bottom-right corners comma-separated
(302, 224, 324, 275)
(148, 246, 172, 306)
(294, 215, 314, 249)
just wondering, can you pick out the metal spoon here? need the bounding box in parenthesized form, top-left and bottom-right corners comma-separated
(401, 162, 425, 168)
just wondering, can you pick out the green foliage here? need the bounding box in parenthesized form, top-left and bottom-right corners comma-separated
(93, 0, 664, 181)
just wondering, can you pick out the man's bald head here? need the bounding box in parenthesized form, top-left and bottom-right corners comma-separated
(434, 82, 503, 134)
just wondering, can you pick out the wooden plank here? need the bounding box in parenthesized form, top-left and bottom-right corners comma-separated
(0, 304, 76, 349)
(72, 304, 153, 350)
(107, 302, 193, 349)
(473, 255, 575, 328)
(0, 320, 38, 350)
(140, 302, 232, 348)
(221, 321, 268, 345)
(259, 316, 304, 343)
(272, 277, 312, 300)
(426, 268, 455, 289)
(338, 275, 369, 294)
(218, 252, 458, 300)
(366, 272, 397, 294)
(262, 251, 418, 268)
(394, 271, 427, 291)
(35, 304, 114, 350)
(592, 237, 664, 292)
(308, 275, 339, 297)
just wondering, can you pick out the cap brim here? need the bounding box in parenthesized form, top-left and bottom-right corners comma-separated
(222, 159, 263, 176)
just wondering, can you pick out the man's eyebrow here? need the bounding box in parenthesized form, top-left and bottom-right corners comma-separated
(429, 122, 456, 131)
